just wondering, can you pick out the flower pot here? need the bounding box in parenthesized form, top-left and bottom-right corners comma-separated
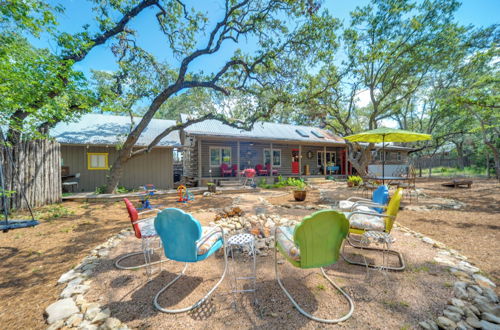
(207, 185, 216, 193)
(347, 181, 354, 187)
(293, 190, 307, 201)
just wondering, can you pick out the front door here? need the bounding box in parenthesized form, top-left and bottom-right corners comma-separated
(291, 149, 299, 174)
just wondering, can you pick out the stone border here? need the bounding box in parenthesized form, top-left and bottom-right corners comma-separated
(45, 229, 134, 330)
(45, 220, 498, 330)
(395, 224, 499, 329)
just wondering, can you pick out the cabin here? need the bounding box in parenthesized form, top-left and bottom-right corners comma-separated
(51, 114, 181, 192)
(178, 114, 410, 185)
(51, 113, 412, 191)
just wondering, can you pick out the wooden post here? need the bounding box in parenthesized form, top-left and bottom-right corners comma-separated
(237, 140, 240, 180)
(197, 138, 202, 186)
(270, 142, 273, 179)
(344, 147, 348, 177)
(299, 145, 302, 178)
(323, 146, 326, 176)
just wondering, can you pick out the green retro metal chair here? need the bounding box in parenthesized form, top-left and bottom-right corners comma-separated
(341, 188, 405, 271)
(274, 210, 354, 324)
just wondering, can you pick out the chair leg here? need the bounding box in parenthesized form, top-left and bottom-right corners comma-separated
(114, 237, 167, 274)
(341, 236, 405, 271)
(154, 242, 228, 313)
(274, 244, 354, 324)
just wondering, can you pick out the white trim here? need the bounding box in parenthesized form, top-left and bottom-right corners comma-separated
(263, 148, 281, 167)
(209, 146, 232, 167)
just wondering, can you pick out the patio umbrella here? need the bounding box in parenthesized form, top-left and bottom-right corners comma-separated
(344, 127, 431, 184)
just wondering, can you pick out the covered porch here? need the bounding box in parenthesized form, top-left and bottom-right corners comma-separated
(194, 137, 351, 185)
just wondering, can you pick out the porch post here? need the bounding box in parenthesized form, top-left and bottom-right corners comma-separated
(299, 144, 302, 178)
(197, 138, 202, 185)
(237, 140, 240, 180)
(270, 142, 273, 178)
(323, 145, 327, 176)
(345, 146, 349, 176)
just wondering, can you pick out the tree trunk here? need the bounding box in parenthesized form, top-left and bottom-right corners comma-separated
(346, 142, 373, 176)
(484, 140, 500, 181)
(486, 151, 490, 178)
(454, 141, 465, 170)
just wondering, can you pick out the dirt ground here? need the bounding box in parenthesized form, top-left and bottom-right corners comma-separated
(0, 177, 498, 329)
(267, 178, 500, 284)
(87, 230, 454, 329)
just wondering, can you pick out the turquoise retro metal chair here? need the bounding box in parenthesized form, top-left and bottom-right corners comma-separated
(274, 210, 354, 323)
(153, 208, 227, 313)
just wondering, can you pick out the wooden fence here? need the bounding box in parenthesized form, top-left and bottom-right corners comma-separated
(1, 139, 61, 210)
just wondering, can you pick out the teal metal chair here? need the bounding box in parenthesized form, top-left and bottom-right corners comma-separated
(274, 210, 354, 323)
(153, 208, 227, 313)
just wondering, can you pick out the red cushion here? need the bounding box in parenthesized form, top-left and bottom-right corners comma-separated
(124, 198, 142, 238)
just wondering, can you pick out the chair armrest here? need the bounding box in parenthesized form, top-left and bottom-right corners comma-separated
(132, 216, 155, 225)
(347, 211, 394, 220)
(346, 197, 372, 202)
(350, 201, 387, 211)
(196, 226, 224, 247)
(274, 226, 294, 242)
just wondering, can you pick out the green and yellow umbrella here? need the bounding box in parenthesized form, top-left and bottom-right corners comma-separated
(344, 127, 432, 184)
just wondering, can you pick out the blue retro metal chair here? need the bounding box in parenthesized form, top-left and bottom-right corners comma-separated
(153, 208, 227, 313)
(339, 185, 389, 213)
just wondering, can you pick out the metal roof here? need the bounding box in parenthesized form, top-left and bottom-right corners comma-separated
(51, 113, 181, 147)
(181, 115, 344, 145)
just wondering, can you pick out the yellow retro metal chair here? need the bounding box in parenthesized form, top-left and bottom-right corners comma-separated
(341, 188, 405, 271)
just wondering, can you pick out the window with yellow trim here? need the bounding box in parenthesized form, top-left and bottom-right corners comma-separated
(87, 153, 109, 170)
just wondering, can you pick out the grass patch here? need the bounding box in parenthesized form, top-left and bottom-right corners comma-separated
(419, 166, 487, 177)
(37, 204, 75, 222)
(382, 300, 410, 309)
(408, 265, 430, 273)
(316, 284, 326, 291)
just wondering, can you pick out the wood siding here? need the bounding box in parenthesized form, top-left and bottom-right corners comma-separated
(61, 145, 173, 192)
(198, 139, 345, 177)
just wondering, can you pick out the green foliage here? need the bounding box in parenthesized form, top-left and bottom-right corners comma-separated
(258, 176, 306, 190)
(420, 166, 487, 177)
(115, 186, 130, 194)
(347, 175, 363, 185)
(37, 204, 75, 221)
(94, 185, 106, 194)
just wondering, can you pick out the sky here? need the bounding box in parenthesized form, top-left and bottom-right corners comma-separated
(35, 0, 499, 80)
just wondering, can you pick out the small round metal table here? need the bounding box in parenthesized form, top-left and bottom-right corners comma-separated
(226, 233, 257, 308)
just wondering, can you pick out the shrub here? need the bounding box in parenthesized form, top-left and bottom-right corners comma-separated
(347, 175, 363, 186)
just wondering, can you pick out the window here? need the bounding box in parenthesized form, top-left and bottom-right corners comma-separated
(317, 151, 336, 166)
(209, 147, 231, 166)
(311, 130, 324, 138)
(87, 153, 108, 170)
(396, 152, 402, 161)
(263, 149, 281, 167)
(295, 129, 309, 137)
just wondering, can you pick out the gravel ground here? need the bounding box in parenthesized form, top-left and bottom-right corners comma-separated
(86, 226, 455, 329)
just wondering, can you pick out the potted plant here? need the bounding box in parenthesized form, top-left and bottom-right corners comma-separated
(292, 180, 307, 201)
(207, 182, 216, 193)
(347, 175, 362, 187)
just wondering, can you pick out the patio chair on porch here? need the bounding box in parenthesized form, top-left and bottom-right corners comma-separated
(231, 164, 238, 176)
(275, 210, 354, 323)
(255, 164, 268, 176)
(266, 163, 279, 176)
(114, 199, 167, 279)
(220, 163, 233, 177)
(341, 188, 405, 271)
(153, 208, 228, 313)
